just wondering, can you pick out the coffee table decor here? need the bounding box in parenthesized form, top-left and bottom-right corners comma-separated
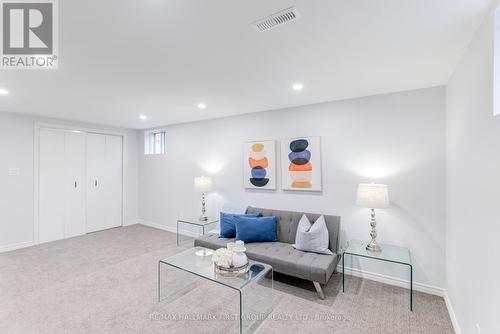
(213, 241, 249, 276)
(214, 261, 249, 276)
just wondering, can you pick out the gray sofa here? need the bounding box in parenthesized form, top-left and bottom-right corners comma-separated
(194, 206, 341, 299)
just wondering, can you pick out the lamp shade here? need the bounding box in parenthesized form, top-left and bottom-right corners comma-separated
(194, 176, 213, 193)
(356, 183, 389, 209)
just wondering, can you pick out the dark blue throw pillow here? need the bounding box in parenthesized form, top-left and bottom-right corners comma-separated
(234, 216, 277, 243)
(220, 212, 260, 238)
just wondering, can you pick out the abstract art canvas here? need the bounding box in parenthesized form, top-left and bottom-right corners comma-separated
(243, 140, 276, 190)
(281, 136, 322, 191)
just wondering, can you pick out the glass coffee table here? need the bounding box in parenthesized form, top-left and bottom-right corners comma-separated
(342, 240, 413, 311)
(158, 247, 274, 333)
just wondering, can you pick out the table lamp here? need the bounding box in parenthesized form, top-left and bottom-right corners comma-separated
(194, 176, 213, 221)
(356, 183, 389, 252)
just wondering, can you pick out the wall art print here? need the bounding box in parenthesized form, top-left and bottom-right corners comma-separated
(243, 140, 276, 190)
(281, 136, 322, 191)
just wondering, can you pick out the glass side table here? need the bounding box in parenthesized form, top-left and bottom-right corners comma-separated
(342, 240, 413, 311)
(176, 217, 219, 246)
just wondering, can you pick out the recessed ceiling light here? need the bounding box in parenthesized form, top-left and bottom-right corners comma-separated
(139, 114, 147, 120)
(0, 88, 9, 95)
(197, 103, 207, 110)
(292, 83, 304, 91)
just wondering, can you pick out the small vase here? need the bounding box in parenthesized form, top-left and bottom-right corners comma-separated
(232, 250, 248, 267)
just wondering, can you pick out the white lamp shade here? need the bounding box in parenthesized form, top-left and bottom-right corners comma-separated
(194, 176, 213, 193)
(356, 183, 390, 209)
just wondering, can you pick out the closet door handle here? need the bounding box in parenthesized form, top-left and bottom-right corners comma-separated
(74, 181, 77, 188)
(94, 179, 98, 187)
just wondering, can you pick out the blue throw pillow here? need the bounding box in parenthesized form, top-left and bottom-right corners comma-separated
(220, 212, 260, 238)
(234, 216, 277, 243)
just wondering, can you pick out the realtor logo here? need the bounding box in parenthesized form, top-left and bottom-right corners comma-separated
(1, 0, 58, 69)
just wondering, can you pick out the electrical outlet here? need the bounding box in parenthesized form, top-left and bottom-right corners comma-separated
(8, 168, 20, 176)
(476, 323, 482, 333)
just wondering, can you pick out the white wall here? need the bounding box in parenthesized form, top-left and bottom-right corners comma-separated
(0, 111, 139, 251)
(139, 87, 446, 289)
(446, 2, 500, 333)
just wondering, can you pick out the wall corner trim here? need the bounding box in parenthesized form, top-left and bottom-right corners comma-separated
(444, 291, 462, 334)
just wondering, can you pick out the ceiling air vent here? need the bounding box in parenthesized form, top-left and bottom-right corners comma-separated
(252, 7, 300, 32)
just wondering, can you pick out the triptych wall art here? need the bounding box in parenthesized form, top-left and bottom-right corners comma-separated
(243, 136, 322, 191)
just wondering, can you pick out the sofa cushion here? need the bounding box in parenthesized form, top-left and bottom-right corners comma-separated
(293, 215, 333, 255)
(220, 212, 261, 238)
(194, 233, 231, 250)
(245, 206, 341, 254)
(194, 233, 337, 284)
(245, 241, 337, 284)
(234, 215, 277, 243)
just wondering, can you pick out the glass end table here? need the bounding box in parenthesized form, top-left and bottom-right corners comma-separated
(159, 247, 274, 333)
(177, 217, 219, 246)
(342, 240, 413, 311)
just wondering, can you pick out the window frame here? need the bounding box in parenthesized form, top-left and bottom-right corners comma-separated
(144, 129, 166, 155)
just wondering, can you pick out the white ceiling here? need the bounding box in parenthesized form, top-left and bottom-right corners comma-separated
(0, 0, 493, 129)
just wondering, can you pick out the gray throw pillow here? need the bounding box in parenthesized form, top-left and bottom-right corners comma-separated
(293, 214, 333, 255)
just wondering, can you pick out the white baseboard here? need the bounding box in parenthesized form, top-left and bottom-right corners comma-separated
(124, 218, 140, 226)
(138, 220, 200, 238)
(444, 291, 462, 334)
(0, 241, 34, 253)
(337, 264, 444, 297)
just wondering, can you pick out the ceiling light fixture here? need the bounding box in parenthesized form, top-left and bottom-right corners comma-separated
(292, 83, 304, 91)
(0, 88, 9, 95)
(139, 114, 148, 120)
(197, 103, 207, 110)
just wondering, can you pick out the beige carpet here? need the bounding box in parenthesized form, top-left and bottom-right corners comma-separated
(0, 225, 454, 334)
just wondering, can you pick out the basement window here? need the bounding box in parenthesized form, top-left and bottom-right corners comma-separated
(144, 129, 166, 155)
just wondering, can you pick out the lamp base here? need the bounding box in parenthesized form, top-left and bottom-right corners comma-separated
(366, 239, 382, 252)
(199, 192, 208, 221)
(366, 208, 382, 252)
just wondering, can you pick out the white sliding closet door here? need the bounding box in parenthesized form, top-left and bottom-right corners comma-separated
(39, 128, 123, 241)
(64, 131, 87, 238)
(86, 133, 106, 233)
(86, 133, 123, 233)
(39, 128, 66, 243)
(104, 135, 123, 229)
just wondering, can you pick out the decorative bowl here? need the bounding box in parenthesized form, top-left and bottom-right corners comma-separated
(214, 261, 249, 277)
